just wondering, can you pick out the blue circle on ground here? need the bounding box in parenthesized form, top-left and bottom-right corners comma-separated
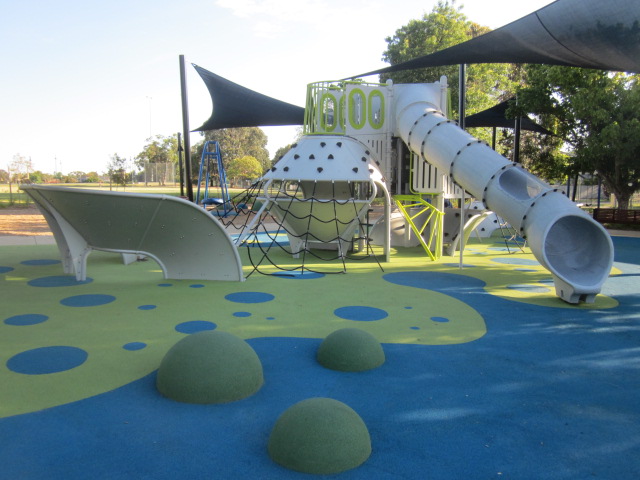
(272, 271, 325, 280)
(491, 258, 540, 266)
(405, 306, 413, 310)
(537, 278, 555, 285)
(507, 284, 550, 293)
(410, 326, 420, 330)
(123, 342, 147, 351)
(21, 259, 61, 266)
(0, 266, 14, 274)
(514, 268, 537, 272)
(138, 305, 156, 310)
(225, 292, 275, 304)
(266, 316, 275, 320)
(431, 316, 450, 323)
(489, 245, 524, 252)
(158, 283, 173, 287)
(60, 294, 116, 307)
(28, 276, 93, 287)
(233, 312, 252, 318)
(384, 271, 487, 293)
(239, 232, 290, 248)
(175, 320, 217, 334)
(334, 306, 388, 321)
(6, 346, 88, 375)
(4, 314, 49, 326)
(189, 284, 205, 289)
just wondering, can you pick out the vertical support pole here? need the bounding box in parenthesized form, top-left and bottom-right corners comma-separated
(179, 55, 194, 202)
(513, 116, 522, 163)
(597, 176, 602, 208)
(459, 187, 465, 269)
(492, 126, 497, 150)
(458, 63, 466, 269)
(458, 64, 466, 129)
(177, 132, 184, 197)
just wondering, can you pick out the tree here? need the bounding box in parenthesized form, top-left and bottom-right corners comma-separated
(199, 127, 270, 173)
(9, 154, 33, 183)
(107, 154, 130, 189)
(28, 171, 45, 184)
(272, 144, 294, 165)
(516, 66, 640, 209)
(85, 172, 100, 183)
(226, 156, 263, 186)
(67, 171, 87, 182)
(135, 134, 179, 186)
(381, 0, 516, 121)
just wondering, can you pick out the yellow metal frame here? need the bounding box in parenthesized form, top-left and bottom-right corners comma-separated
(393, 194, 444, 261)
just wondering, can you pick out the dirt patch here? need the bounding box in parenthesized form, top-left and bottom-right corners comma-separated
(0, 206, 51, 236)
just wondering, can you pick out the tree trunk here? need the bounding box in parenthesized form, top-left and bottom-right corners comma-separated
(615, 193, 630, 211)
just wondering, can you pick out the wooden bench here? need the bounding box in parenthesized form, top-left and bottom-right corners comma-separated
(593, 208, 640, 225)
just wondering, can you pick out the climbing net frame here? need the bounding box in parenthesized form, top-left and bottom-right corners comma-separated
(214, 179, 389, 278)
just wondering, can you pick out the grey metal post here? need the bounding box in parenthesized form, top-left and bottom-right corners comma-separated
(179, 55, 194, 201)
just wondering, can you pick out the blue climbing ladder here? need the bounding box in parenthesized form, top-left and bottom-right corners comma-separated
(196, 141, 232, 216)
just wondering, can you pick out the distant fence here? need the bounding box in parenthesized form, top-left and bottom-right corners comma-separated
(593, 208, 640, 225)
(136, 162, 176, 185)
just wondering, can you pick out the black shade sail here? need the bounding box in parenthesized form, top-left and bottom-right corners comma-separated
(352, 0, 640, 78)
(465, 99, 553, 134)
(193, 64, 305, 131)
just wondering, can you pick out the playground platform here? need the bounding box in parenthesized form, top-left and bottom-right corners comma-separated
(1, 231, 639, 479)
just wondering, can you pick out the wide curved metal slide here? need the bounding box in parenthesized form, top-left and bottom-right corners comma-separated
(21, 185, 244, 282)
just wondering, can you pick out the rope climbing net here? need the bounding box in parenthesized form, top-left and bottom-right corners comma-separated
(213, 180, 385, 278)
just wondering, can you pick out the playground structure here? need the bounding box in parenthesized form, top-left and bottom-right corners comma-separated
(20, 72, 614, 303)
(216, 75, 613, 302)
(195, 140, 233, 216)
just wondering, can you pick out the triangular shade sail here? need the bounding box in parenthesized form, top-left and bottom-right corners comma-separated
(465, 100, 553, 134)
(353, 0, 640, 78)
(193, 64, 305, 131)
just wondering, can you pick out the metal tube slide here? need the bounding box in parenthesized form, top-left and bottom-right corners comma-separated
(393, 84, 613, 303)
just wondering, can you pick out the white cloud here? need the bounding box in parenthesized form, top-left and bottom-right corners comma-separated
(215, 0, 383, 38)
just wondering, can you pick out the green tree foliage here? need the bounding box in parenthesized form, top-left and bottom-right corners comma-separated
(198, 127, 270, 173)
(226, 155, 263, 185)
(85, 171, 100, 183)
(516, 66, 640, 209)
(135, 134, 179, 186)
(28, 171, 45, 184)
(272, 144, 294, 165)
(515, 130, 567, 183)
(107, 153, 130, 189)
(381, 0, 516, 119)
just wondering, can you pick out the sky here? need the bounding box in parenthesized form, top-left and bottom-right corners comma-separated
(0, 0, 555, 175)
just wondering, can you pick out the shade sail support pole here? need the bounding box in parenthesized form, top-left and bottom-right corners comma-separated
(179, 55, 194, 202)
